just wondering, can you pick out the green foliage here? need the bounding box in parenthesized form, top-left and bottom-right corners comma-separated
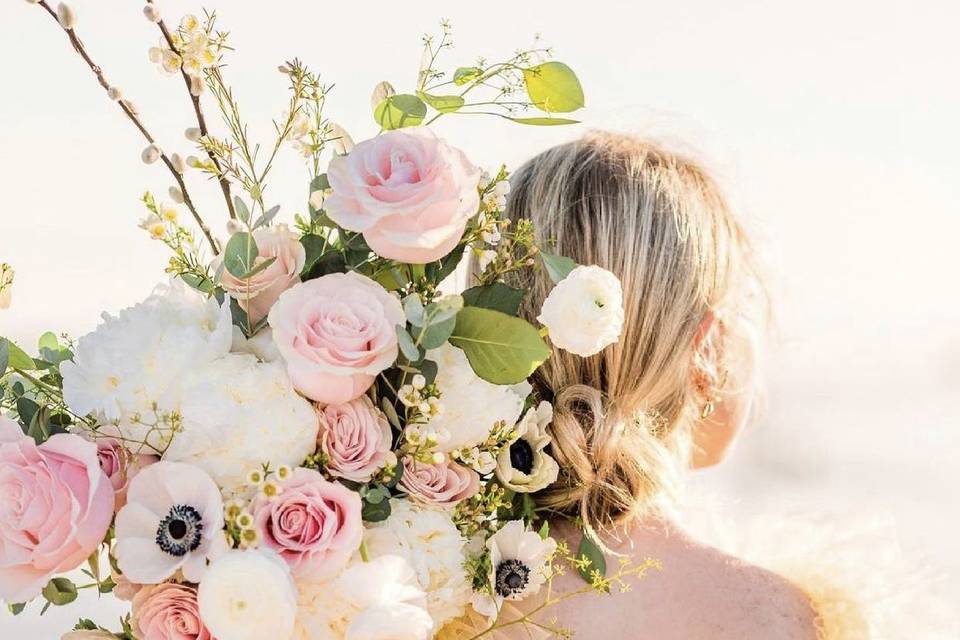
(453, 66, 483, 85)
(523, 61, 585, 113)
(462, 283, 525, 316)
(0, 338, 36, 373)
(449, 307, 550, 384)
(396, 325, 421, 362)
(576, 532, 608, 583)
(374, 94, 427, 129)
(223, 231, 259, 279)
(540, 251, 577, 284)
(416, 91, 464, 113)
(508, 116, 580, 126)
(42, 577, 78, 607)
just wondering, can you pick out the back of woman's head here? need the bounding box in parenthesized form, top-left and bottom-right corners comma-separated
(503, 131, 761, 536)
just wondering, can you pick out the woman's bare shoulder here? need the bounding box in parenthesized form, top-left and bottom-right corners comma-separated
(540, 524, 819, 640)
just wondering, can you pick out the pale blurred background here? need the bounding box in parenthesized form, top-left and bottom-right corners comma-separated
(1, 0, 958, 635)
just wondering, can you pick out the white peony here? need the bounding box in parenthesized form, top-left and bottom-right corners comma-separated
(163, 353, 319, 492)
(294, 554, 433, 640)
(425, 343, 530, 452)
(198, 549, 298, 640)
(231, 325, 282, 363)
(537, 265, 624, 357)
(61, 280, 232, 445)
(364, 500, 472, 628)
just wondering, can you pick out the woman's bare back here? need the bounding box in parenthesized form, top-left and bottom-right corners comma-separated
(526, 519, 819, 640)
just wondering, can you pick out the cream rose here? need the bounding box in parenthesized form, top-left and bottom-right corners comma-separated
(399, 457, 479, 508)
(268, 272, 405, 404)
(324, 127, 481, 264)
(538, 265, 625, 357)
(216, 224, 306, 324)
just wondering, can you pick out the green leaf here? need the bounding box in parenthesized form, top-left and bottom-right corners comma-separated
(234, 197, 251, 225)
(38, 332, 59, 352)
(396, 325, 421, 362)
(16, 397, 39, 428)
(523, 62, 585, 113)
(425, 244, 467, 284)
(454, 66, 483, 86)
(7, 602, 25, 615)
(240, 256, 277, 280)
(373, 94, 427, 130)
(0, 339, 8, 376)
(223, 232, 260, 279)
(576, 532, 608, 583)
(412, 316, 456, 350)
(449, 307, 550, 384)
(424, 295, 464, 324)
(179, 272, 216, 294)
(42, 577, 78, 606)
(253, 205, 281, 229)
(361, 496, 391, 522)
(0, 338, 36, 371)
(507, 116, 580, 126)
(417, 91, 465, 113)
(403, 295, 426, 326)
(462, 283, 525, 316)
(540, 252, 577, 284)
(380, 397, 401, 429)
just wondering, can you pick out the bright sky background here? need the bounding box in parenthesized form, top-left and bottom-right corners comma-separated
(1, 0, 958, 632)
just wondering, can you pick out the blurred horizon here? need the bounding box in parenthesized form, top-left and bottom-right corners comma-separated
(1, 0, 957, 632)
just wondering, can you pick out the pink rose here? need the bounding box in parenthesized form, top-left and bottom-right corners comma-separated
(399, 457, 480, 508)
(216, 224, 306, 324)
(95, 438, 159, 510)
(252, 467, 362, 581)
(132, 582, 214, 640)
(318, 396, 393, 482)
(268, 272, 404, 404)
(325, 127, 481, 263)
(0, 417, 114, 602)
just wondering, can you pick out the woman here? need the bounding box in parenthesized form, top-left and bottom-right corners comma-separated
(490, 132, 819, 638)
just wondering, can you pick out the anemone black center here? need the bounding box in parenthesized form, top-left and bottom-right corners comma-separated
(509, 439, 535, 474)
(156, 504, 203, 557)
(495, 559, 531, 598)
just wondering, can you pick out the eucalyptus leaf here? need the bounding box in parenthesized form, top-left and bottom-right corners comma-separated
(0, 339, 8, 376)
(454, 66, 483, 86)
(16, 397, 39, 428)
(423, 295, 464, 324)
(449, 307, 550, 384)
(374, 94, 427, 130)
(179, 272, 216, 294)
(507, 116, 580, 126)
(240, 256, 276, 280)
(233, 197, 251, 224)
(523, 61, 585, 113)
(362, 497, 391, 522)
(0, 338, 36, 371)
(396, 325, 421, 362)
(412, 316, 456, 350)
(462, 283, 525, 316)
(417, 91, 465, 113)
(576, 533, 608, 583)
(253, 205, 281, 229)
(223, 232, 260, 279)
(403, 295, 426, 326)
(380, 397, 401, 429)
(540, 252, 577, 284)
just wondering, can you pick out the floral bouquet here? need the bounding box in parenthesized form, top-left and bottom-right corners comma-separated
(1, 3, 655, 639)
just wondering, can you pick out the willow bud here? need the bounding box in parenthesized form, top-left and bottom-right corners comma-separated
(56, 3, 76, 28)
(168, 186, 185, 204)
(122, 99, 138, 115)
(107, 86, 122, 101)
(170, 153, 186, 174)
(189, 75, 205, 97)
(184, 127, 202, 142)
(141, 144, 161, 165)
(142, 4, 161, 22)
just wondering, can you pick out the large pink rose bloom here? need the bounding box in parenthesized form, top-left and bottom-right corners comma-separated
(251, 467, 362, 581)
(268, 272, 404, 404)
(132, 582, 213, 640)
(215, 224, 306, 324)
(399, 456, 480, 508)
(325, 127, 481, 263)
(318, 396, 393, 482)
(0, 417, 114, 602)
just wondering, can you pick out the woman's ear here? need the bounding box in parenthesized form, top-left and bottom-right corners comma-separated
(694, 310, 716, 349)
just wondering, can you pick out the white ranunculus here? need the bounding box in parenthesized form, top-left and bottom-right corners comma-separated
(61, 279, 232, 444)
(163, 354, 319, 492)
(294, 554, 433, 640)
(537, 265, 625, 357)
(425, 343, 530, 452)
(364, 500, 472, 628)
(495, 401, 560, 493)
(231, 325, 282, 363)
(198, 549, 298, 640)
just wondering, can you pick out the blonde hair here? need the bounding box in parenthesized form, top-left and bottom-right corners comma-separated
(502, 131, 762, 536)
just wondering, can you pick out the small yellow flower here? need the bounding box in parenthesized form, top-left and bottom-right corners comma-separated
(261, 481, 281, 498)
(159, 203, 178, 222)
(246, 469, 265, 485)
(224, 501, 243, 520)
(236, 511, 254, 529)
(275, 465, 292, 481)
(240, 528, 259, 546)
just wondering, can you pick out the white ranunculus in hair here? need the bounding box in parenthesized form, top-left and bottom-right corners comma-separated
(495, 401, 559, 493)
(424, 343, 530, 452)
(364, 500, 472, 628)
(162, 354, 319, 492)
(60, 279, 232, 446)
(198, 549, 298, 640)
(538, 265, 624, 357)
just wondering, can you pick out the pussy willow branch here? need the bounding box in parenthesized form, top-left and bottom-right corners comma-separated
(146, 0, 237, 220)
(34, 0, 220, 255)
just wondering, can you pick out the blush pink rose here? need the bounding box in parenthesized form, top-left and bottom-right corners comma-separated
(318, 396, 393, 482)
(399, 456, 480, 508)
(215, 224, 306, 324)
(324, 127, 481, 263)
(95, 438, 159, 510)
(132, 582, 214, 640)
(0, 417, 114, 602)
(251, 467, 362, 581)
(268, 272, 404, 404)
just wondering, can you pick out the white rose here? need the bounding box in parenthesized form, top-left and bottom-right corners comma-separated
(537, 265, 624, 357)
(163, 354, 319, 491)
(199, 550, 298, 640)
